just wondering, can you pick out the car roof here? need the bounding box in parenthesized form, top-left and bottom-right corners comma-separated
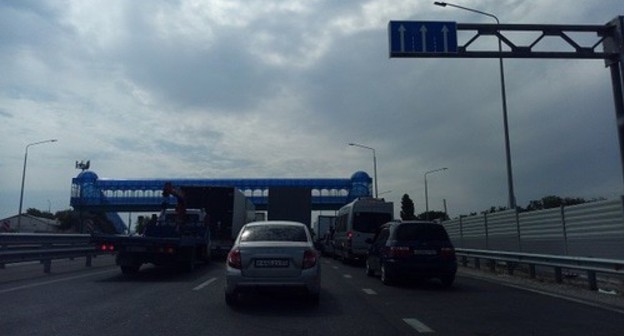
(243, 220, 307, 227)
(398, 220, 439, 225)
(380, 220, 440, 229)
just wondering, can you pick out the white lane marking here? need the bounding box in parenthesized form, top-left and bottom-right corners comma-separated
(343, 274, 352, 279)
(362, 288, 377, 295)
(3, 261, 40, 268)
(332, 266, 339, 270)
(507, 281, 624, 315)
(0, 269, 118, 294)
(403, 318, 435, 333)
(193, 277, 217, 291)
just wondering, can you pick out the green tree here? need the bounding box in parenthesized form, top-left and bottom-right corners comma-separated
(481, 206, 508, 214)
(55, 209, 80, 231)
(400, 194, 416, 220)
(26, 208, 55, 220)
(525, 195, 588, 211)
(416, 211, 449, 222)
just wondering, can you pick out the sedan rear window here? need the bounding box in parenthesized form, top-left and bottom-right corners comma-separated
(395, 223, 450, 242)
(240, 225, 308, 242)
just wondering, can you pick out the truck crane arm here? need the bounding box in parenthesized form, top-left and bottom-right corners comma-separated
(162, 182, 187, 227)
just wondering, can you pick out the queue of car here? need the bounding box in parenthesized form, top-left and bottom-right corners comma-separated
(223, 212, 457, 307)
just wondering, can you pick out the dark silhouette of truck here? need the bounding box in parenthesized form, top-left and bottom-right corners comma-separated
(92, 183, 255, 274)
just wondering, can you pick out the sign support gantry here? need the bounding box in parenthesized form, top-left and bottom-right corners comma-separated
(389, 16, 624, 189)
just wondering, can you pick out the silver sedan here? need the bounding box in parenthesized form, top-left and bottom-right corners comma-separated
(225, 221, 321, 306)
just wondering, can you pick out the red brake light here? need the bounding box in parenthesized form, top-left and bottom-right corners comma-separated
(440, 247, 456, 259)
(303, 249, 318, 269)
(227, 249, 242, 269)
(100, 244, 114, 252)
(347, 231, 353, 239)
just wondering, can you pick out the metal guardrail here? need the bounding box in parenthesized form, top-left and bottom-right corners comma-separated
(456, 248, 624, 291)
(0, 233, 106, 273)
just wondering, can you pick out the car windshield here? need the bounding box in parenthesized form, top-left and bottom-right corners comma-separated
(353, 212, 392, 233)
(395, 223, 450, 242)
(240, 225, 308, 242)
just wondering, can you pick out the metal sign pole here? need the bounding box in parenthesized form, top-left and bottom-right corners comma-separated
(389, 16, 624, 193)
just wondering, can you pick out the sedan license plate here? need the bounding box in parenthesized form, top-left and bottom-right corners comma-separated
(255, 259, 289, 268)
(413, 250, 437, 255)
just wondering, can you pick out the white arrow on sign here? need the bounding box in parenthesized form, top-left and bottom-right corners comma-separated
(420, 25, 428, 52)
(398, 25, 406, 52)
(442, 25, 450, 52)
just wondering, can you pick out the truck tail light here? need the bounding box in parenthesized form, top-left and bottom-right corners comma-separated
(303, 249, 318, 269)
(346, 231, 353, 249)
(161, 246, 175, 254)
(100, 243, 115, 252)
(227, 249, 242, 269)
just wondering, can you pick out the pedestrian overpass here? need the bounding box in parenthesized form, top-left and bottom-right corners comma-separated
(70, 171, 373, 232)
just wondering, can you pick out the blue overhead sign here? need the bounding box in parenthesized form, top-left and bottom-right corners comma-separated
(388, 21, 458, 57)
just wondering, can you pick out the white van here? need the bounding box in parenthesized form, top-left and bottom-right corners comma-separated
(333, 198, 393, 263)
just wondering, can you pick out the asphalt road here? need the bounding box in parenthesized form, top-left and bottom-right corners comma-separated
(1, 255, 623, 336)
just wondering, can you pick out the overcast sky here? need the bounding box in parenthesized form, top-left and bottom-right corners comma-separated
(1, 0, 622, 222)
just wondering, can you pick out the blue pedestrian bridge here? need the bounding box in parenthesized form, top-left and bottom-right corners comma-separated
(70, 170, 373, 213)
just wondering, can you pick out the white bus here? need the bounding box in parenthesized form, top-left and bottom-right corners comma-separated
(333, 197, 394, 263)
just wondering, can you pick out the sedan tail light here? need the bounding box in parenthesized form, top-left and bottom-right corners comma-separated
(440, 247, 456, 259)
(303, 249, 318, 269)
(227, 249, 242, 269)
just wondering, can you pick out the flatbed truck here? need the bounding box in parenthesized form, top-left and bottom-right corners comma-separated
(92, 183, 254, 274)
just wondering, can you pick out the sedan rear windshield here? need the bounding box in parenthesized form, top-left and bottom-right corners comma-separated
(395, 224, 450, 242)
(240, 225, 308, 242)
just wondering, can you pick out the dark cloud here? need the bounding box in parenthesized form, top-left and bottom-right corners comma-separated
(0, 0, 622, 220)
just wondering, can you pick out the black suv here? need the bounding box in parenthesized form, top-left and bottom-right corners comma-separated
(365, 220, 457, 287)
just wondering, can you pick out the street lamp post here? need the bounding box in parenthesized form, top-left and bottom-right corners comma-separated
(18, 139, 58, 231)
(378, 190, 392, 196)
(434, 1, 517, 209)
(424, 167, 448, 220)
(348, 142, 378, 198)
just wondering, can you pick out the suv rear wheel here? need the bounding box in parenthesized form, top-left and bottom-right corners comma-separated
(380, 263, 394, 285)
(440, 274, 455, 288)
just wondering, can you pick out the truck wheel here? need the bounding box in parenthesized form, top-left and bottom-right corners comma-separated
(183, 257, 195, 273)
(341, 251, 350, 265)
(121, 265, 140, 275)
(308, 292, 320, 306)
(203, 246, 212, 264)
(225, 292, 237, 306)
(440, 274, 455, 288)
(365, 259, 375, 277)
(177, 248, 195, 273)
